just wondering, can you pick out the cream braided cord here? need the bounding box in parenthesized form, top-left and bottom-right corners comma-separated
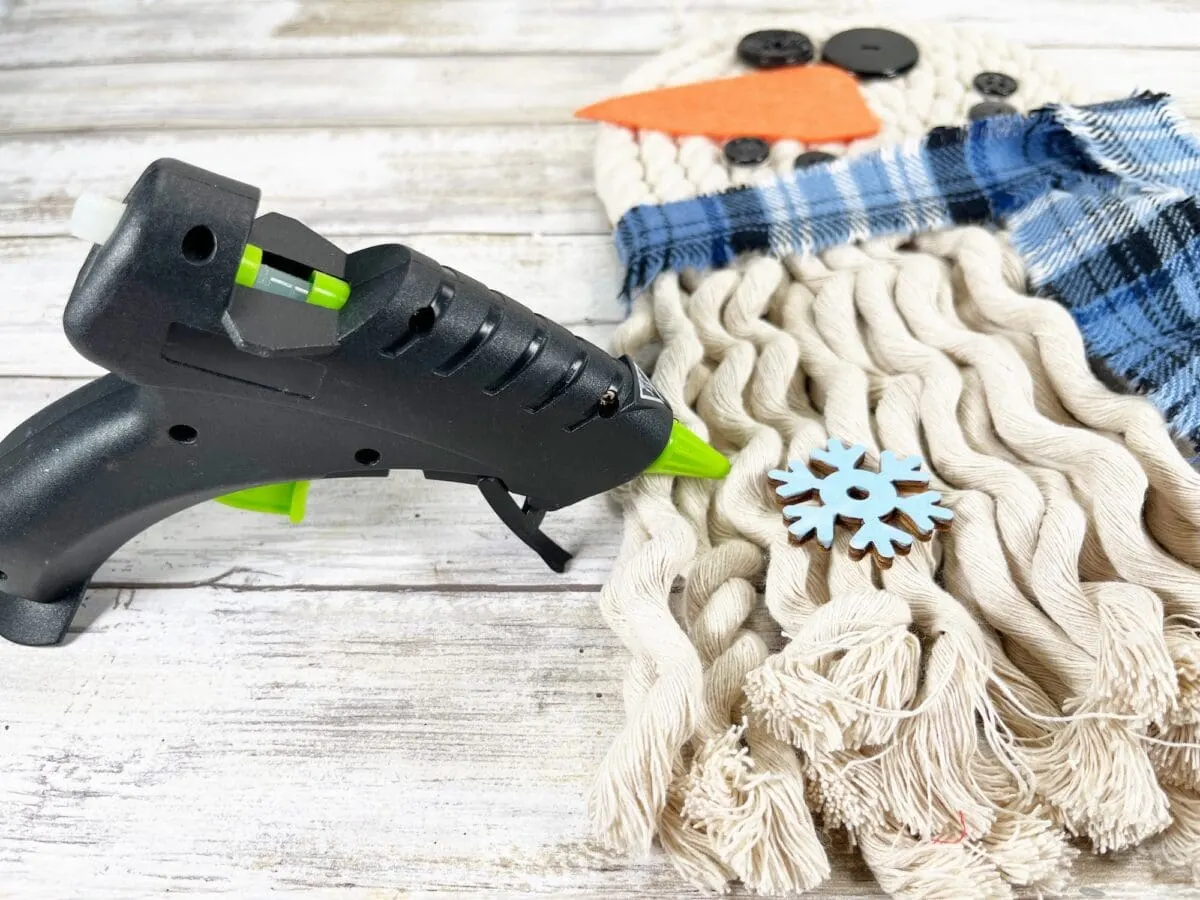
(851, 248, 1173, 852)
(770, 246, 1047, 896)
(589, 274, 707, 857)
(923, 229, 1200, 568)
(678, 262, 827, 892)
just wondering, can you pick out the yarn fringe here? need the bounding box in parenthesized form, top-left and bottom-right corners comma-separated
(1087, 582, 1177, 723)
(743, 589, 920, 755)
(657, 765, 736, 892)
(681, 722, 830, 894)
(980, 810, 1078, 894)
(858, 828, 1009, 900)
(1154, 784, 1200, 884)
(1025, 714, 1170, 852)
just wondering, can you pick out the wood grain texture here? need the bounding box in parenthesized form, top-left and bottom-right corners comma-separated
(0, 587, 1188, 899)
(3, 0, 1200, 895)
(2, 0, 1198, 66)
(0, 127, 605, 238)
(1, 48, 1197, 135)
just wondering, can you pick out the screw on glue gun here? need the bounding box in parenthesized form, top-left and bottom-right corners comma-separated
(0, 160, 729, 647)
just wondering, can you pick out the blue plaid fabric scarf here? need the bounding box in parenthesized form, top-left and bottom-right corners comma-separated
(614, 93, 1200, 446)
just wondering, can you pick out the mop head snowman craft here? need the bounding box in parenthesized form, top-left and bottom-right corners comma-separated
(582, 20, 1200, 897)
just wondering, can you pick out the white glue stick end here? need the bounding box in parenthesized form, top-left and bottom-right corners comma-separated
(69, 193, 126, 245)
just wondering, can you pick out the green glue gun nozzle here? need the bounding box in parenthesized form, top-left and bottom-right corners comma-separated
(645, 421, 730, 479)
(0, 158, 725, 647)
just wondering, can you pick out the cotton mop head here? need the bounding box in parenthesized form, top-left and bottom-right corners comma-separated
(583, 16, 1200, 898)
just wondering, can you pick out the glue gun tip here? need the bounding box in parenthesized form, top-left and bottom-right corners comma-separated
(644, 420, 730, 479)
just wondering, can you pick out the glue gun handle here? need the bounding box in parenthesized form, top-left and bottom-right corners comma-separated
(0, 376, 262, 645)
(0, 369, 500, 647)
(0, 375, 356, 645)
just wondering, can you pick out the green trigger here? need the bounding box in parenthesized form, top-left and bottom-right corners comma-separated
(216, 482, 310, 523)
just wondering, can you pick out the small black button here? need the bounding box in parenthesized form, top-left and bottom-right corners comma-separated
(969, 100, 1018, 121)
(724, 137, 771, 166)
(737, 29, 815, 69)
(821, 28, 919, 79)
(794, 150, 836, 169)
(973, 71, 1019, 98)
(926, 125, 966, 148)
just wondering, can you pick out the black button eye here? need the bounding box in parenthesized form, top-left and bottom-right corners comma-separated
(724, 137, 771, 166)
(973, 71, 1019, 98)
(737, 29, 815, 69)
(821, 28, 919, 79)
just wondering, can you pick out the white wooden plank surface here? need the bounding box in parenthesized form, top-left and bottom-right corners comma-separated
(1, 48, 1197, 135)
(0, 588, 694, 899)
(0, 128, 604, 238)
(2, 0, 1198, 65)
(3, 0, 1200, 895)
(0, 587, 1180, 899)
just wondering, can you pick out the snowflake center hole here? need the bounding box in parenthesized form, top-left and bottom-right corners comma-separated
(848, 486, 870, 500)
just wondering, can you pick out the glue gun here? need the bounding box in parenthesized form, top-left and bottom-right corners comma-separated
(0, 160, 728, 647)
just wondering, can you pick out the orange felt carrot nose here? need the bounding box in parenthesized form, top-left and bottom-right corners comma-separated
(575, 63, 879, 144)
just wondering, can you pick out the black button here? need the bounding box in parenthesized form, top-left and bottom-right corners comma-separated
(736, 29, 815, 69)
(794, 150, 836, 169)
(926, 125, 966, 148)
(969, 100, 1018, 121)
(821, 28, 919, 79)
(973, 71, 1019, 98)
(724, 137, 771, 166)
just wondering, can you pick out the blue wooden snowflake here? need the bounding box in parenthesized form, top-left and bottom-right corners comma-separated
(767, 438, 953, 567)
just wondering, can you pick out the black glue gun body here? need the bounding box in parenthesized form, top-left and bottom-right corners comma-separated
(0, 160, 725, 646)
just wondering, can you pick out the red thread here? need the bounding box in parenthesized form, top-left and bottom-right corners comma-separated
(931, 811, 968, 845)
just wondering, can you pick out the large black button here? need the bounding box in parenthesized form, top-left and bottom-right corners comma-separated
(737, 29, 815, 69)
(973, 71, 1019, 98)
(821, 28, 919, 79)
(794, 150, 836, 169)
(724, 137, 771, 166)
(969, 100, 1018, 121)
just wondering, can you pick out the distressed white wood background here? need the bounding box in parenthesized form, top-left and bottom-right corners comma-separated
(2, 1, 1199, 896)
